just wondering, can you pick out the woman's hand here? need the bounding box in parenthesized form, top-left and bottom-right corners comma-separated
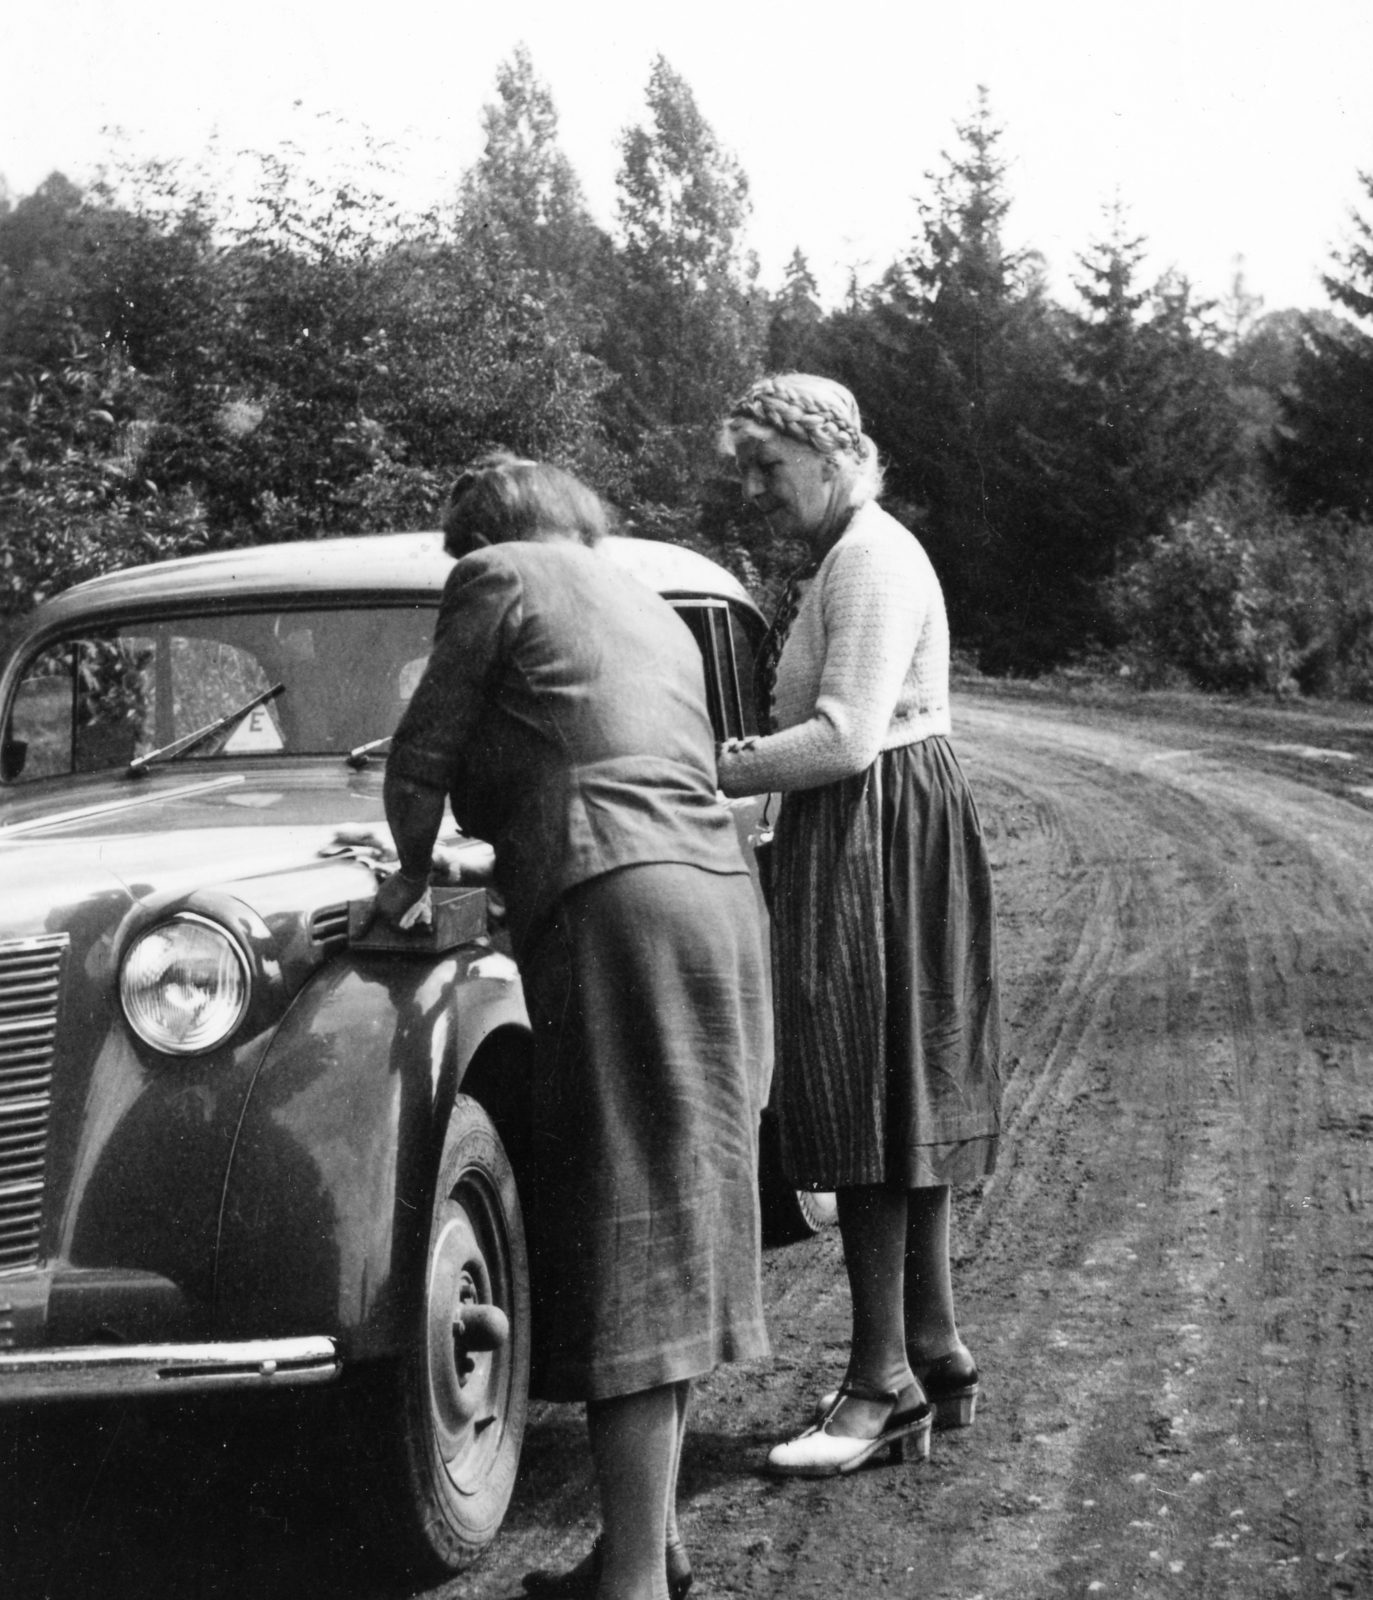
(716, 735, 764, 799)
(368, 867, 432, 930)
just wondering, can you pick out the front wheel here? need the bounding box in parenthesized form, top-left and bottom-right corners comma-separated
(349, 1094, 530, 1580)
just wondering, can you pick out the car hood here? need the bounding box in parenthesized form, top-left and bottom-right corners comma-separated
(0, 764, 391, 939)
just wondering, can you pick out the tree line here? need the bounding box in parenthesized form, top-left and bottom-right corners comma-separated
(3, 51, 1373, 689)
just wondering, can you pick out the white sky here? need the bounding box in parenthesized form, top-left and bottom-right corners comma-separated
(3, 0, 1372, 317)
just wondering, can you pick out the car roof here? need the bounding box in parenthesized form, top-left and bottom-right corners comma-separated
(21, 532, 755, 638)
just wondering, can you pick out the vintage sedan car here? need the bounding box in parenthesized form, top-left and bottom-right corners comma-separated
(0, 530, 826, 1579)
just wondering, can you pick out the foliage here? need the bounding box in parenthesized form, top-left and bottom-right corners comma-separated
(603, 57, 764, 506)
(455, 44, 611, 334)
(1109, 484, 1373, 698)
(7, 67, 1373, 698)
(808, 135, 1245, 673)
(1268, 172, 1373, 521)
(0, 173, 221, 608)
(813, 91, 1071, 667)
(766, 249, 824, 373)
(0, 126, 615, 617)
(1054, 211, 1238, 598)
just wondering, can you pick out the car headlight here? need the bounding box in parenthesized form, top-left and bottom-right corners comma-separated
(120, 914, 251, 1055)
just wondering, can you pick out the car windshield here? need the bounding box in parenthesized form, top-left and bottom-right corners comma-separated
(3, 605, 438, 783)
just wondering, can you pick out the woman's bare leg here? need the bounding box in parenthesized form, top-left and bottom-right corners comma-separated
(830, 1185, 920, 1436)
(903, 1185, 966, 1361)
(586, 1382, 682, 1600)
(664, 1382, 689, 1552)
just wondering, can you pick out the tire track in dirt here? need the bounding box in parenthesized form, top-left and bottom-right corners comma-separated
(448, 692, 1373, 1600)
(933, 698, 1373, 1600)
(12, 690, 1373, 1600)
(1186, 789, 1373, 1599)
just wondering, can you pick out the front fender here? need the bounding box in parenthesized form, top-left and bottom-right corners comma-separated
(213, 947, 528, 1358)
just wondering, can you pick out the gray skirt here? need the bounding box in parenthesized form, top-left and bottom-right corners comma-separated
(771, 736, 1002, 1190)
(520, 862, 770, 1402)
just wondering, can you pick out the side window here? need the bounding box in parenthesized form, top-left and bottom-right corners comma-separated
(7, 643, 76, 781)
(7, 635, 158, 779)
(75, 635, 155, 772)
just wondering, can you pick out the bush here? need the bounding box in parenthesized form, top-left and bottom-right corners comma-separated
(1108, 484, 1373, 697)
(0, 155, 622, 624)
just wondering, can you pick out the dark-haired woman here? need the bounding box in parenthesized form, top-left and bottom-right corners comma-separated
(373, 457, 769, 1600)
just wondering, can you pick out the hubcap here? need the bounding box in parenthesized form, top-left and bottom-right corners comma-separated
(426, 1192, 506, 1485)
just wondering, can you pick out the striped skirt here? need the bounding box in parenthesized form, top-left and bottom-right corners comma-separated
(771, 736, 1002, 1190)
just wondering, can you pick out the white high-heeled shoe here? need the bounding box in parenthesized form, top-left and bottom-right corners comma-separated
(766, 1383, 932, 1478)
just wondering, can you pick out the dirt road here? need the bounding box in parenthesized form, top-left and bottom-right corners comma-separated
(6, 684, 1373, 1599)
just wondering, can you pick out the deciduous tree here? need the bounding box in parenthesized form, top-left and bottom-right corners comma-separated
(456, 46, 609, 324)
(0, 148, 617, 616)
(604, 57, 763, 506)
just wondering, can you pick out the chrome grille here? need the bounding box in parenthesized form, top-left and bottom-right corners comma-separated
(0, 936, 66, 1271)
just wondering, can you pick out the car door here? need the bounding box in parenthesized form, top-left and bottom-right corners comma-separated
(672, 596, 837, 1241)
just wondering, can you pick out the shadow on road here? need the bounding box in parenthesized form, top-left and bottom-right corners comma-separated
(0, 1384, 793, 1600)
(0, 1393, 405, 1600)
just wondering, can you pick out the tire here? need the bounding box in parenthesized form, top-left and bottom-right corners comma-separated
(792, 1186, 839, 1233)
(757, 1108, 838, 1246)
(350, 1094, 531, 1581)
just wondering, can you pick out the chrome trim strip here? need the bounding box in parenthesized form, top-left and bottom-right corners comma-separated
(0, 936, 71, 956)
(0, 1334, 339, 1402)
(0, 936, 62, 1273)
(0, 775, 247, 836)
(0, 1018, 56, 1038)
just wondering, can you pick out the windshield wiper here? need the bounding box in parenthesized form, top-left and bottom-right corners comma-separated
(346, 734, 392, 770)
(127, 684, 286, 778)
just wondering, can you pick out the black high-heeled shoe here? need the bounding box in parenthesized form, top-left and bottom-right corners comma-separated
(665, 1538, 693, 1599)
(815, 1348, 980, 1431)
(524, 1535, 692, 1600)
(913, 1348, 980, 1429)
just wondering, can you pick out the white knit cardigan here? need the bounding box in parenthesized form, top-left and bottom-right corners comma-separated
(717, 501, 951, 797)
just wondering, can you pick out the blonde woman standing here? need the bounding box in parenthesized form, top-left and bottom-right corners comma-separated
(716, 374, 1001, 1477)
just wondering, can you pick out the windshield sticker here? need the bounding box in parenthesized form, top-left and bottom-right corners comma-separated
(222, 705, 285, 752)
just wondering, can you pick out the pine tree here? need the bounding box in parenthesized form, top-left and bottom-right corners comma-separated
(1219, 256, 1265, 354)
(823, 90, 1064, 663)
(1058, 208, 1237, 586)
(1271, 170, 1373, 520)
(766, 248, 823, 372)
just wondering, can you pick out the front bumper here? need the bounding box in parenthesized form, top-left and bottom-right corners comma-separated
(0, 1335, 339, 1404)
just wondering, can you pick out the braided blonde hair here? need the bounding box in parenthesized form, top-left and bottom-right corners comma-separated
(721, 373, 884, 504)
